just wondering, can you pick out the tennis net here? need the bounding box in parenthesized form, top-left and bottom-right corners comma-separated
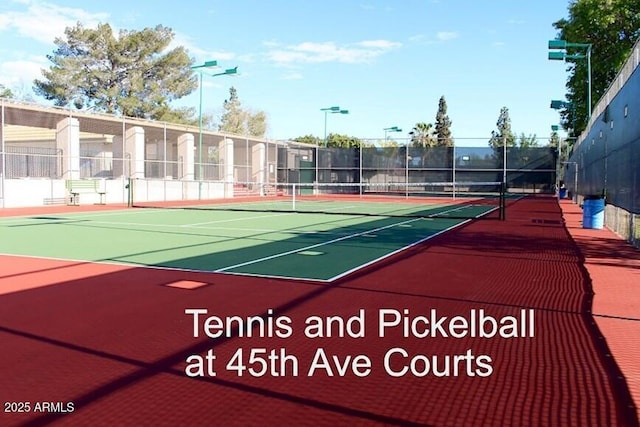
(130, 181, 506, 220)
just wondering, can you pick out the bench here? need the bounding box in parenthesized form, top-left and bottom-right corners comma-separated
(65, 180, 106, 205)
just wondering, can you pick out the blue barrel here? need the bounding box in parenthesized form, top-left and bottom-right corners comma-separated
(558, 188, 567, 199)
(583, 197, 605, 229)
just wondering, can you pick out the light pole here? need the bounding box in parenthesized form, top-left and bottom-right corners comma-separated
(383, 126, 402, 141)
(320, 106, 349, 147)
(551, 124, 564, 190)
(550, 100, 578, 189)
(383, 126, 404, 190)
(551, 124, 562, 159)
(317, 106, 349, 185)
(548, 39, 592, 119)
(550, 99, 571, 110)
(550, 99, 576, 132)
(191, 61, 238, 183)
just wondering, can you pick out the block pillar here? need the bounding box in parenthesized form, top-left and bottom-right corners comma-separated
(252, 143, 266, 195)
(112, 135, 125, 177)
(56, 117, 80, 179)
(220, 138, 234, 197)
(178, 133, 195, 180)
(112, 126, 145, 178)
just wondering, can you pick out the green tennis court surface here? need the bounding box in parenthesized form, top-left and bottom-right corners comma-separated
(0, 201, 497, 281)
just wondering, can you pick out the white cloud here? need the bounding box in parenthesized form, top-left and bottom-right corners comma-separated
(171, 32, 237, 62)
(0, 0, 109, 45)
(282, 72, 303, 80)
(265, 39, 401, 65)
(356, 40, 401, 49)
(408, 34, 426, 42)
(235, 53, 256, 63)
(408, 32, 458, 45)
(202, 79, 230, 90)
(0, 57, 47, 89)
(436, 31, 459, 41)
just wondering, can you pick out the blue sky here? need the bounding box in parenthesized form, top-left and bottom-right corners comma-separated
(0, 0, 573, 145)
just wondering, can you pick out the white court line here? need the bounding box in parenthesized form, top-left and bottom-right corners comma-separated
(0, 251, 228, 276)
(215, 217, 423, 273)
(56, 209, 160, 219)
(68, 219, 333, 236)
(210, 269, 328, 283)
(0, 208, 494, 283)
(428, 203, 499, 218)
(327, 205, 498, 281)
(183, 211, 297, 227)
(0, 207, 160, 224)
(181, 204, 358, 227)
(4, 212, 366, 238)
(428, 204, 471, 216)
(2, 205, 417, 237)
(0, 251, 331, 283)
(1, 203, 499, 283)
(327, 219, 470, 282)
(213, 203, 496, 280)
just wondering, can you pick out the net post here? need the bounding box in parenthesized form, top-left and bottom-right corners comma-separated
(500, 181, 506, 220)
(405, 142, 409, 199)
(126, 177, 132, 207)
(359, 143, 363, 197)
(452, 144, 456, 200)
(292, 183, 296, 211)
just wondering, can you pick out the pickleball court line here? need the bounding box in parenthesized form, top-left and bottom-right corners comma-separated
(326, 204, 498, 281)
(0, 204, 497, 284)
(326, 219, 471, 282)
(0, 215, 475, 284)
(215, 204, 495, 281)
(214, 217, 425, 273)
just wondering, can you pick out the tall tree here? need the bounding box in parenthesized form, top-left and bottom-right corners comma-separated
(0, 84, 14, 99)
(5, 83, 35, 102)
(488, 107, 516, 149)
(326, 133, 362, 148)
(246, 110, 267, 138)
(434, 95, 453, 147)
(549, 131, 561, 150)
(33, 23, 197, 122)
(292, 134, 367, 148)
(553, 0, 640, 135)
(292, 135, 322, 145)
(409, 122, 436, 147)
(219, 87, 246, 135)
(218, 86, 267, 137)
(517, 133, 538, 148)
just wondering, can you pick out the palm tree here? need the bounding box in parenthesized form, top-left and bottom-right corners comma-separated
(409, 122, 436, 147)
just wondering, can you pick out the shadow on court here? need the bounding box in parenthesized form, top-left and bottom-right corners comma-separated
(0, 204, 489, 281)
(0, 196, 637, 426)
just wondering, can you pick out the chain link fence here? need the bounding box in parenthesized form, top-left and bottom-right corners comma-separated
(0, 99, 272, 182)
(1, 100, 557, 208)
(278, 140, 557, 194)
(566, 38, 640, 248)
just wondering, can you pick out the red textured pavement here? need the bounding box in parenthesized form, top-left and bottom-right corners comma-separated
(559, 199, 640, 423)
(0, 203, 129, 217)
(0, 196, 638, 426)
